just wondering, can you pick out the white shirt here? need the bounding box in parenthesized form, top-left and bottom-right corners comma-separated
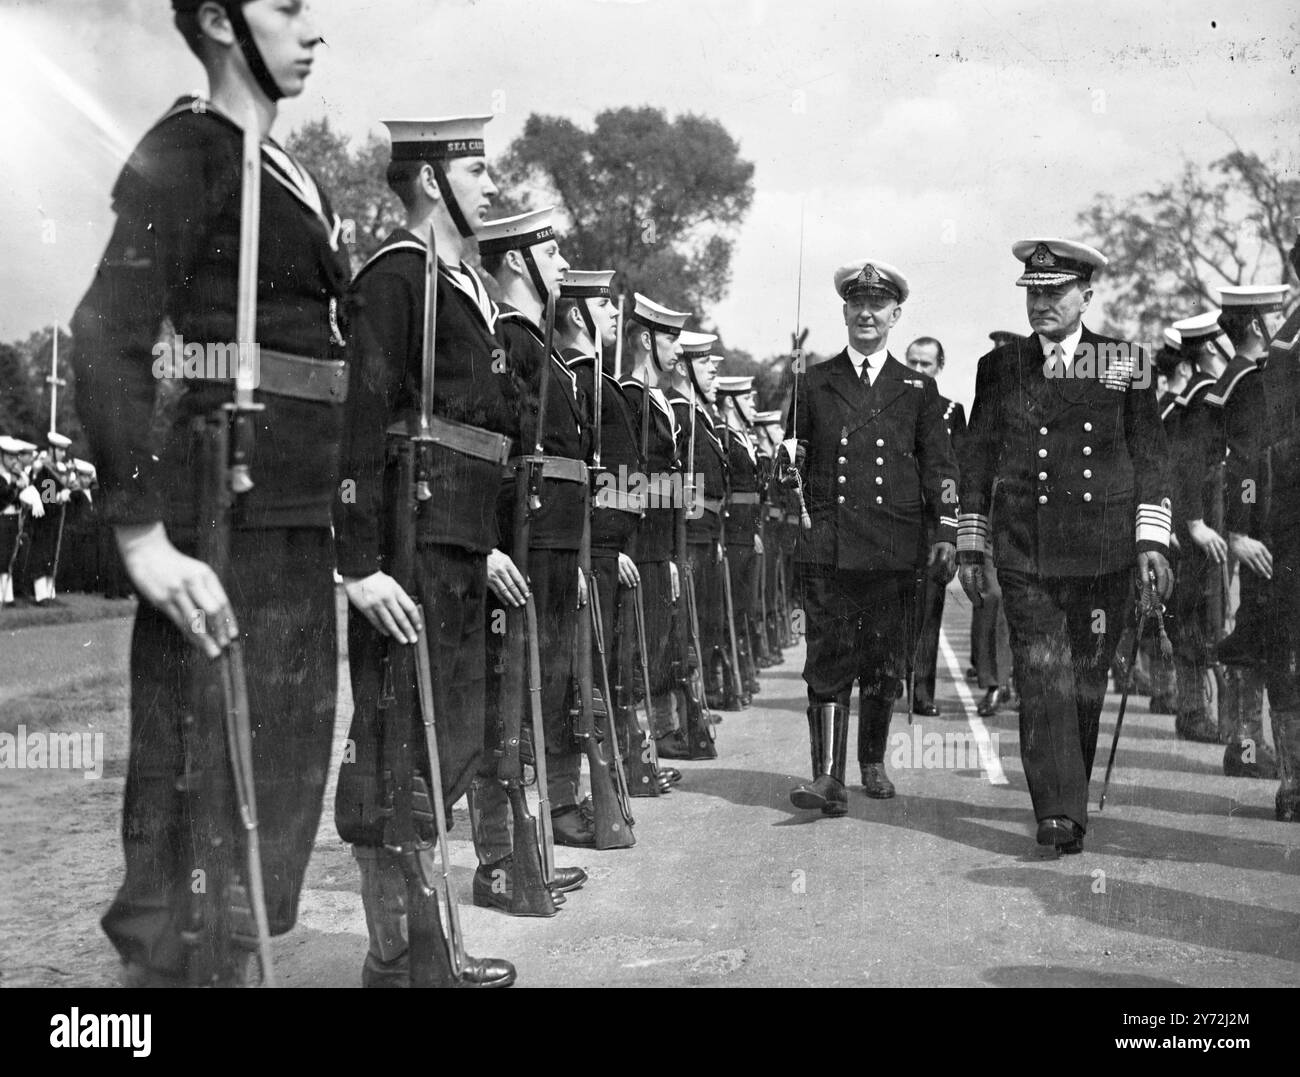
(847, 343, 889, 386)
(1038, 326, 1084, 372)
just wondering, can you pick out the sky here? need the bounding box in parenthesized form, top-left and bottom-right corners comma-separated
(0, 0, 1295, 406)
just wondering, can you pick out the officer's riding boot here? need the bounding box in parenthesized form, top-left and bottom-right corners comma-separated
(858, 692, 896, 799)
(789, 703, 848, 816)
(1273, 707, 1300, 822)
(1222, 667, 1278, 779)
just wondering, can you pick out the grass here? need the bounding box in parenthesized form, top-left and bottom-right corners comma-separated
(1, 672, 128, 737)
(0, 594, 136, 631)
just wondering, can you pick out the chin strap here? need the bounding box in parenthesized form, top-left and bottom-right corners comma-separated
(520, 248, 550, 310)
(225, 1, 285, 103)
(431, 163, 475, 239)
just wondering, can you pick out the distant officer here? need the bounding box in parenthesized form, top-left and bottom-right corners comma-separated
(1158, 311, 1231, 744)
(72, 0, 350, 986)
(333, 116, 517, 986)
(903, 336, 967, 717)
(785, 260, 959, 816)
(1210, 283, 1292, 779)
(958, 239, 1172, 855)
(0, 436, 41, 607)
(27, 432, 75, 605)
(620, 295, 690, 754)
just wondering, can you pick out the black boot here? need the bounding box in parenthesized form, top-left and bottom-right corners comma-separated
(789, 703, 848, 816)
(858, 692, 895, 799)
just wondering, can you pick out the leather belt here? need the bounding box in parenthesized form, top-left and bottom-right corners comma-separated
(254, 349, 347, 403)
(730, 491, 761, 505)
(505, 455, 588, 484)
(594, 487, 645, 514)
(387, 415, 513, 465)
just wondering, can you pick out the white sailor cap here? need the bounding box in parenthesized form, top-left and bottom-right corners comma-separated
(1171, 310, 1222, 340)
(559, 269, 615, 299)
(1162, 327, 1182, 350)
(677, 330, 718, 358)
(715, 375, 755, 395)
(477, 207, 557, 255)
(629, 293, 690, 337)
(0, 436, 37, 455)
(1013, 238, 1107, 287)
(1217, 284, 1290, 311)
(47, 431, 71, 449)
(753, 410, 785, 426)
(834, 260, 909, 304)
(74, 459, 97, 476)
(382, 116, 492, 162)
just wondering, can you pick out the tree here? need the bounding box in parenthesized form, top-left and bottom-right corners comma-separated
(492, 108, 756, 316)
(0, 343, 43, 443)
(1078, 149, 1299, 342)
(286, 118, 404, 270)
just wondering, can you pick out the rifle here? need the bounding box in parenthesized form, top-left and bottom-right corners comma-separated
(574, 325, 636, 847)
(1100, 570, 1171, 810)
(675, 384, 719, 757)
(376, 222, 465, 983)
(495, 291, 559, 915)
(182, 112, 274, 987)
(624, 581, 666, 793)
(718, 419, 751, 707)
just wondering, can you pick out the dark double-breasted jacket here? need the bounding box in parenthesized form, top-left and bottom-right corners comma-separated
(787, 349, 959, 572)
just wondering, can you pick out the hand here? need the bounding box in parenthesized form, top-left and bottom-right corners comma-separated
(1137, 549, 1173, 600)
(754, 532, 765, 556)
(927, 541, 956, 584)
(19, 485, 45, 518)
(577, 567, 589, 608)
(115, 522, 237, 659)
(486, 548, 528, 607)
(56, 489, 71, 504)
(1187, 519, 1227, 564)
(343, 571, 420, 644)
(777, 443, 806, 488)
(1229, 532, 1273, 580)
(958, 563, 987, 609)
(617, 552, 641, 589)
(669, 560, 680, 603)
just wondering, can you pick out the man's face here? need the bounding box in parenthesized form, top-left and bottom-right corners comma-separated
(690, 356, 717, 403)
(1156, 373, 1169, 396)
(242, 0, 322, 99)
(737, 390, 758, 423)
(591, 296, 618, 350)
(843, 292, 901, 354)
(1026, 280, 1091, 340)
(444, 157, 498, 225)
(525, 239, 569, 299)
(905, 341, 941, 379)
(652, 331, 681, 373)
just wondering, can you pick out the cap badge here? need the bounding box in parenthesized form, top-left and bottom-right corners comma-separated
(1031, 243, 1056, 267)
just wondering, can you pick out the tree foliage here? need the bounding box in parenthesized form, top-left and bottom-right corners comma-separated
(1078, 149, 1299, 342)
(492, 107, 755, 316)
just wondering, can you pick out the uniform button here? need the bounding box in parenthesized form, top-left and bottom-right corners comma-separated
(876, 438, 885, 447)
(838, 456, 846, 465)
(1039, 426, 1048, 435)
(838, 474, 846, 484)
(837, 495, 845, 504)
(1038, 471, 1047, 481)
(875, 476, 883, 485)
(1083, 446, 1092, 456)
(1037, 448, 1048, 458)
(1083, 492, 1093, 502)
(874, 496, 883, 505)
(876, 457, 884, 465)
(840, 438, 848, 447)
(1038, 495, 1048, 505)
(1083, 422, 1093, 432)
(1083, 468, 1092, 478)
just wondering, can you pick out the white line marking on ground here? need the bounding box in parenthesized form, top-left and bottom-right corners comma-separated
(938, 626, 1009, 785)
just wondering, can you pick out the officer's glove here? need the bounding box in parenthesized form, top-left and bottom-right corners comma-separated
(958, 563, 987, 609)
(776, 443, 806, 489)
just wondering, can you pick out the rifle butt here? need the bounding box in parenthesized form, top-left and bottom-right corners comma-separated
(504, 781, 558, 917)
